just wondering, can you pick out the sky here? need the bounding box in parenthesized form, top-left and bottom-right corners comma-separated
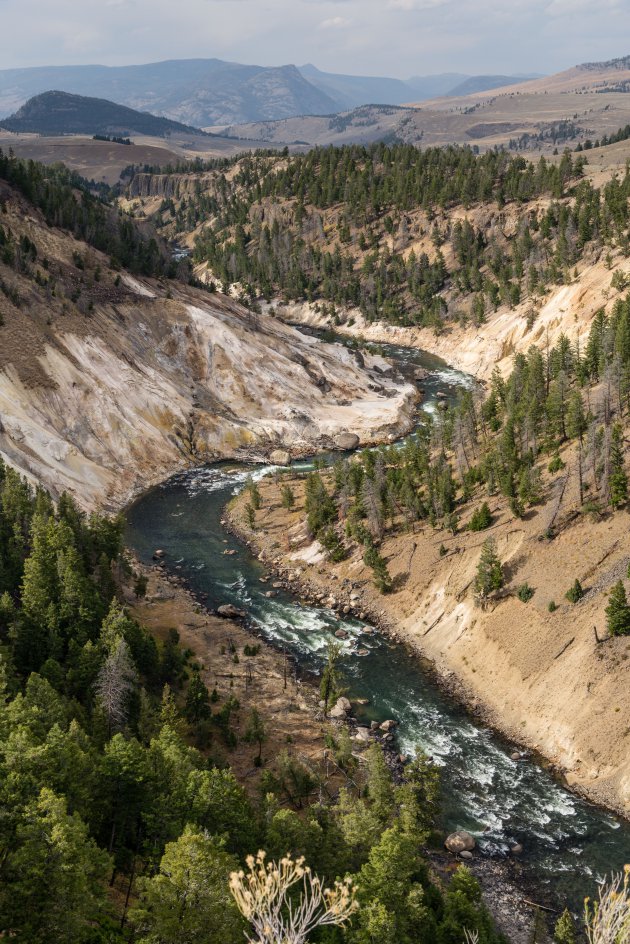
(0, 0, 629, 78)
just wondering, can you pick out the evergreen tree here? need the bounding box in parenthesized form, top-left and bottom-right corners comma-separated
(609, 423, 628, 508)
(474, 538, 504, 600)
(605, 580, 630, 636)
(131, 825, 244, 944)
(0, 787, 110, 943)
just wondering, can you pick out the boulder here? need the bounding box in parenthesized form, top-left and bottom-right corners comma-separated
(380, 719, 397, 732)
(329, 704, 347, 719)
(334, 432, 360, 451)
(445, 831, 476, 855)
(270, 449, 291, 466)
(460, 850, 473, 860)
(335, 696, 352, 713)
(510, 843, 523, 855)
(216, 604, 246, 620)
(354, 727, 371, 742)
(153, 549, 165, 558)
(335, 629, 348, 639)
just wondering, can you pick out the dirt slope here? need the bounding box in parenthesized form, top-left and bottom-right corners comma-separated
(230, 466, 630, 816)
(0, 183, 415, 510)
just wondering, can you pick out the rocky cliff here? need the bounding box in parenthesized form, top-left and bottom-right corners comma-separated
(0, 182, 415, 511)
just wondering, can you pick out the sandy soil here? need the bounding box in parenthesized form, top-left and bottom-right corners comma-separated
(125, 560, 337, 792)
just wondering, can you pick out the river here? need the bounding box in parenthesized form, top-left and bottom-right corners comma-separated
(126, 340, 630, 911)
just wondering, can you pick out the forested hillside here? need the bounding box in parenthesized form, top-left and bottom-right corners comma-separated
(125, 142, 630, 333)
(0, 458, 513, 942)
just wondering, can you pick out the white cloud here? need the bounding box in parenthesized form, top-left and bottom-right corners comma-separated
(389, 0, 448, 8)
(318, 15, 351, 28)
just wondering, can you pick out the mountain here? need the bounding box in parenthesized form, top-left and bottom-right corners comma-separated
(445, 74, 539, 97)
(0, 60, 339, 127)
(0, 59, 543, 127)
(404, 73, 468, 99)
(298, 63, 418, 108)
(0, 90, 207, 138)
(226, 53, 630, 153)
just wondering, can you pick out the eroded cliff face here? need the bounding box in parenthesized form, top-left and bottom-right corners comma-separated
(276, 246, 630, 382)
(0, 188, 415, 511)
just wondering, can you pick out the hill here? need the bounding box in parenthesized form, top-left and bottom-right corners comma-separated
(0, 58, 543, 128)
(0, 90, 208, 138)
(0, 59, 339, 127)
(0, 151, 414, 508)
(225, 54, 630, 153)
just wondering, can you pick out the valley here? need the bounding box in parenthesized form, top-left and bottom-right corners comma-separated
(1, 43, 630, 942)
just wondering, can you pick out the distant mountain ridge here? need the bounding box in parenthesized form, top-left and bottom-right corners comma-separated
(0, 58, 544, 126)
(0, 90, 207, 138)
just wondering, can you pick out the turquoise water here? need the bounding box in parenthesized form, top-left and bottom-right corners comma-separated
(126, 344, 630, 910)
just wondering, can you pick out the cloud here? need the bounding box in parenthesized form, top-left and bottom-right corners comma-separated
(388, 0, 448, 8)
(318, 15, 351, 28)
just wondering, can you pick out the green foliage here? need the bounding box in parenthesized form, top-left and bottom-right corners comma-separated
(548, 455, 566, 473)
(474, 538, 504, 600)
(0, 787, 110, 943)
(517, 582, 534, 603)
(321, 526, 347, 562)
(554, 908, 578, 944)
(320, 641, 342, 713)
(609, 423, 628, 508)
(244, 707, 267, 764)
(548, 600, 558, 613)
(469, 501, 492, 531)
(305, 471, 337, 536)
(245, 476, 262, 511)
(0, 148, 172, 276)
(281, 483, 295, 509)
(606, 580, 630, 636)
(565, 579, 584, 604)
(131, 825, 244, 944)
(364, 544, 392, 593)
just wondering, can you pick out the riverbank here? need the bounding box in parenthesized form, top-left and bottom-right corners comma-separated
(225, 473, 630, 822)
(125, 543, 548, 942)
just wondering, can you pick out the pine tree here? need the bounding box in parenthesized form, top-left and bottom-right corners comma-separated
(281, 484, 295, 509)
(184, 671, 211, 724)
(131, 825, 244, 944)
(565, 578, 584, 604)
(244, 707, 267, 765)
(609, 423, 628, 508)
(606, 580, 630, 636)
(554, 908, 577, 944)
(474, 538, 504, 600)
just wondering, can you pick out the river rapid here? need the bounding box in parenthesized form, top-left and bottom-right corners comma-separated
(126, 340, 630, 912)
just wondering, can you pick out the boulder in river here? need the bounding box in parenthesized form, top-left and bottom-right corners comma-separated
(336, 696, 352, 713)
(335, 629, 348, 639)
(445, 830, 476, 855)
(334, 432, 360, 450)
(270, 449, 291, 466)
(380, 719, 397, 732)
(216, 604, 246, 620)
(153, 549, 165, 559)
